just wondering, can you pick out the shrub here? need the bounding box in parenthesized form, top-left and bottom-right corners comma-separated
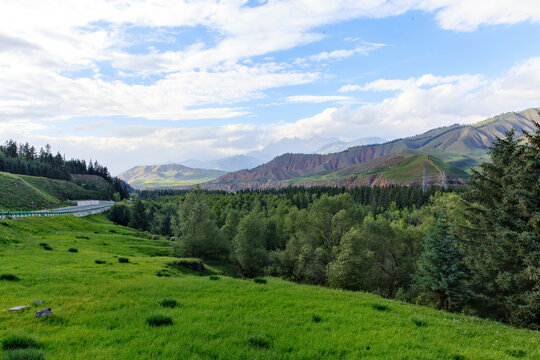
(38, 243, 48, 247)
(156, 270, 171, 277)
(247, 334, 270, 349)
(68, 248, 78, 253)
(94, 260, 106, 264)
(1, 334, 41, 350)
(0, 274, 19, 281)
(42, 246, 52, 251)
(75, 235, 89, 239)
(146, 314, 173, 327)
(118, 257, 129, 263)
(253, 277, 267, 284)
(160, 298, 177, 308)
(2, 348, 45, 360)
(209, 275, 220, 280)
(412, 317, 427, 327)
(372, 303, 390, 311)
(312, 314, 322, 323)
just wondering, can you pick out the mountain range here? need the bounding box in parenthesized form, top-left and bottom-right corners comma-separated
(117, 164, 226, 189)
(204, 108, 539, 191)
(179, 136, 386, 172)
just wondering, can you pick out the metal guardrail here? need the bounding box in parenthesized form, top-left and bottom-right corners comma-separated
(0, 201, 115, 219)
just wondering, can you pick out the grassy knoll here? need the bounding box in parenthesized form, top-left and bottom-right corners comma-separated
(0, 172, 107, 211)
(0, 215, 538, 359)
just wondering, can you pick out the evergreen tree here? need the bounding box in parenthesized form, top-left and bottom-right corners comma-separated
(462, 122, 540, 329)
(415, 211, 468, 311)
(129, 199, 148, 231)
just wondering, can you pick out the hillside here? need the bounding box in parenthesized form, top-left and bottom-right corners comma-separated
(118, 164, 227, 189)
(207, 108, 538, 190)
(0, 172, 108, 211)
(0, 215, 538, 359)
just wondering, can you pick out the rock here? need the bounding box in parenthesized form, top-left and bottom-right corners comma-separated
(34, 307, 53, 318)
(8, 306, 27, 312)
(32, 300, 45, 304)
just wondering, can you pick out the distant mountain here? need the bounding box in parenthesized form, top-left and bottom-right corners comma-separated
(315, 137, 386, 154)
(180, 155, 261, 172)
(181, 136, 342, 171)
(247, 136, 340, 162)
(205, 108, 539, 190)
(118, 164, 227, 189)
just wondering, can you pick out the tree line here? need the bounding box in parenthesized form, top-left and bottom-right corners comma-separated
(0, 139, 132, 199)
(109, 121, 539, 329)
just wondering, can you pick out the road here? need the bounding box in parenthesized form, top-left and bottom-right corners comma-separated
(0, 201, 115, 219)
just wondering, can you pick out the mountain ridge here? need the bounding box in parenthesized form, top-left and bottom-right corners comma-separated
(205, 108, 539, 190)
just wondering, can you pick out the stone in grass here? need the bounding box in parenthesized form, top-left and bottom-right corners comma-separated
(8, 306, 27, 312)
(34, 308, 53, 318)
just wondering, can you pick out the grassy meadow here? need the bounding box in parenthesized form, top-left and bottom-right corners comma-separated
(0, 215, 538, 359)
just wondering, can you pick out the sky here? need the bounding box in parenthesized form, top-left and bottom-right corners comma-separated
(1, 0, 540, 175)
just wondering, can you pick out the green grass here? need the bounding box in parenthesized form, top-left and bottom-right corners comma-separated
(2, 348, 45, 360)
(146, 314, 173, 327)
(1, 335, 41, 350)
(0, 172, 106, 211)
(0, 215, 538, 359)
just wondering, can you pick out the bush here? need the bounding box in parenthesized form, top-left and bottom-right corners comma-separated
(42, 246, 52, 251)
(506, 349, 526, 358)
(146, 314, 173, 327)
(372, 303, 390, 311)
(3, 348, 45, 360)
(1, 335, 41, 350)
(68, 248, 78, 253)
(94, 260, 106, 264)
(247, 334, 270, 349)
(160, 298, 177, 308)
(75, 235, 89, 239)
(0, 274, 19, 281)
(412, 317, 427, 327)
(209, 275, 220, 280)
(118, 257, 129, 263)
(312, 314, 322, 323)
(253, 277, 267, 284)
(38, 243, 48, 247)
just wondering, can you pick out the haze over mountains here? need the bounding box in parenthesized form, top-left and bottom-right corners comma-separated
(179, 136, 386, 172)
(205, 108, 539, 191)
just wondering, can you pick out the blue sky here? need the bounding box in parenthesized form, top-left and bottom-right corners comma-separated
(0, 0, 539, 174)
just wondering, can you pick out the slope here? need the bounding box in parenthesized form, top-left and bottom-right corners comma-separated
(118, 164, 227, 189)
(207, 108, 538, 190)
(0, 215, 538, 359)
(0, 172, 108, 211)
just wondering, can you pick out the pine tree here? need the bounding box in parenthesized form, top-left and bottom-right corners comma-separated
(462, 121, 540, 329)
(415, 211, 468, 311)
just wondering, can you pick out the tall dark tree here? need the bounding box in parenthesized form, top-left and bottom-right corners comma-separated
(415, 211, 468, 311)
(462, 121, 540, 329)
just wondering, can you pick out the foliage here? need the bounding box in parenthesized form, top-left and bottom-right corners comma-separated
(232, 212, 268, 277)
(461, 121, 540, 329)
(160, 298, 177, 308)
(173, 187, 227, 259)
(415, 211, 468, 311)
(1, 335, 41, 350)
(2, 348, 45, 360)
(0, 274, 19, 281)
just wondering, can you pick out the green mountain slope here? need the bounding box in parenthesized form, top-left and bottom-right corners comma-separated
(118, 164, 227, 189)
(0, 215, 537, 359)
(0, 172, 107, 211)
(207, 108, 538, 190)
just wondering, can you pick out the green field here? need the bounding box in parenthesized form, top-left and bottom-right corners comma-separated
(0, 215, 538, 359)
(0, 172, 107, 211)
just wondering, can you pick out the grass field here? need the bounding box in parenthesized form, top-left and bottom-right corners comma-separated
(0, 172, 107, 211)
(0, 215, 538, 359)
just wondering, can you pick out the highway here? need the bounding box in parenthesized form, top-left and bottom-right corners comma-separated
(0, 201, 115, 219)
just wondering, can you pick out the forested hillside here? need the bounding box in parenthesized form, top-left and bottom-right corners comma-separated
(0, 140, 133, 209)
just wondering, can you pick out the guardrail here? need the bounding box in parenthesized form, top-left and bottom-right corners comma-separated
(0, 201, 115, 219)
